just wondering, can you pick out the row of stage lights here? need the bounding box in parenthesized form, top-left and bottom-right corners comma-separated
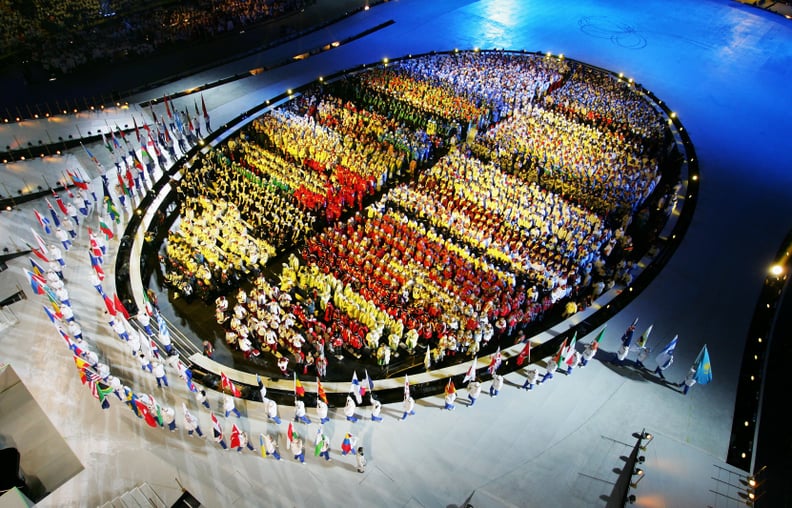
(2, 101, 130, 125)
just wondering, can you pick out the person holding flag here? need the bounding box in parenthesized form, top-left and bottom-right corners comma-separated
(678, 344, 712, 394)
(654, 335, 678, 380)
(290, 428, 305, 464)
(350, 371, 362, 404)
(315, 432, 331, 462)
(344, 395, 360, 423)
(540, 337, 567, 383)
(489, 373, 504, 397)
(230, 425, 255, 453)
(48, 244, 64, 267)
(467, 377, 483, 406)
(443, 379, 457, 410)
(210, 413, 227, 449)
(316, 377, 330, 424)
(33, 209, 52, 234)
(265, 398, 282, 424)
(182, 404, 203, 437)
(488, 346, 502, 376)
(222, 394, 241, 418)
(615, 318, 639, 365)
(370, 394, 383, 422)
(294, 398, 311, 425)
(581, 327, 606, 367)
(340, 433, 356, 456)
(401, 379, 416, 420)
(261, 433, 282, 460)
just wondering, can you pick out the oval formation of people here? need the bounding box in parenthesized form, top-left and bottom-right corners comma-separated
(158, 50, 681, 387)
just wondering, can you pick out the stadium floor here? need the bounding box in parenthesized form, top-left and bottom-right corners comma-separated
(0, 0, 791, 506)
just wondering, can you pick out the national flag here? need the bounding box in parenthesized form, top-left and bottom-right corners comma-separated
(314, 433, 326, 456)
(317, 377, 327, 404)
(259, 434, 265, 458)
(553, 338, 569, 368)
(621, 317, 639, 347)
(148, 133, 162, 158)
(693, 344, 713, 385)
(110, 129, 122, 152)
(462, 356, 477, 384)
(133, 116, 141, 143)
(82, 142, 102, 170)
(103, 294, 116, 316)
(30, 257, 46, 276)
(341, 433, 352, 454)
(516, 340, 531, 366)
(27, 242, 49, 263)
(99, 219, 114, 240)
(350, 371, 362, 404)
(211, 412, 223, 438)
(221, 371, 241, 397)
(25, 269, 46, 295)
(365, 369, 374, 395)
(194, 98, 200, 117)
(46, 198, 61, 227)
(150, 106, 158, 124)
(201, 94, 209, 121)
(114, 293, 129, 320)
(73, 353, 90, 374)
(93, 263, 105, 281)
(116, 168, 131, 197)
(102, 132, 113, 153)
(67, 170, 90, 191)
(89, 251, 101, 268)
(566, 332, 580, 366)
(488, 346, 502, 375)
(105, 196, 120, 224)
(636, 325, 653, 348)
(60, 172, 75, 198)
(294, 372, 305, 398)
(95, 381, 113, 407)
(444, 379, 456, 397)
(140, 144, 153, 165)
(42, 305, 59, 323)
(229, 424, 242, 449)
(157, 311, 170, 340)
(52, 193, 68, 214)
(287, 422, 294, 447)
(655, 335, 679, 369)
(424, 347, 431, 370)
(142, 289, 154, 315)
(57, 326, 73, 349)
(403, 374, 410, 402)
(31, 228, 49, 256)
(33, 209, 52, 234)
(165, 95, 174, 120)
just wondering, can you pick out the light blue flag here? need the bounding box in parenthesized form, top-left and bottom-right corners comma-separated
(655, 335, 678, 369)
(693, 345, 712, 385)
(157, 311, 170, 339)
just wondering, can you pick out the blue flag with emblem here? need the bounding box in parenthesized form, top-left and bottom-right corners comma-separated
(693, 344, 712, 385)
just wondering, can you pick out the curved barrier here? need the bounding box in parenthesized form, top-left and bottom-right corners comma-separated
(116, 49, 698, 406)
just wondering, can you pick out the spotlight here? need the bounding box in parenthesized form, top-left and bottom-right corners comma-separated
(630, 468, 645, 488)
(640, 431, 653, 450)
(769, 264, 783, 277)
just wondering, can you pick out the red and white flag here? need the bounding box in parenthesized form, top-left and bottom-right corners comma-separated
(229, 424, 242, 449)
(221, 372, 241, 397)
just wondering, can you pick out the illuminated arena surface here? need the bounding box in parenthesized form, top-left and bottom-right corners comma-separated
(140, 50, 694, 402)
(1, 1, 791, 506)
